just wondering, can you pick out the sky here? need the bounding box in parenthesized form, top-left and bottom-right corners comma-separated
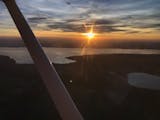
(0, 0, 160, 41)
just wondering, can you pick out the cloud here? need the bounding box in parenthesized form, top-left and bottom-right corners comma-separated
(134, 23, 160, 29)
(118, 12, 160, 30)
(95, 19, 115, 25)
(95, 25, 127, 33)
(28, 17, 47, 21)
(45, 18, 127, 33)
(27, 17, 48, 23)
(126, 31, 141, 34)
(0, 0, 160, 34)
(47, 22, 85, 32)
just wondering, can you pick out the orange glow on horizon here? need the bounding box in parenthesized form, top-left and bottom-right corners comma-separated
(0, 28, 160, 41)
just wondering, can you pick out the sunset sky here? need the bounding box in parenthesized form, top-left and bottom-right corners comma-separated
(0, 0, 160, 41)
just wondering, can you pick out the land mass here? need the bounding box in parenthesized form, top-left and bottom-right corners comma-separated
(0, 38, 160, 49)
(0, 54, 160, 120)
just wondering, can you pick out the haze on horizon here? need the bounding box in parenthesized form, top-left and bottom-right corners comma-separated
(0, 0, 160, 41)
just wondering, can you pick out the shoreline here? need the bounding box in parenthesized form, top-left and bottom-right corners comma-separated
(0, 47, 160, 64)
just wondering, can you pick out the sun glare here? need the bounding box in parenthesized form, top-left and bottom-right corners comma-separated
(83, 25, 96, 40)
(85, 32, 95, 39)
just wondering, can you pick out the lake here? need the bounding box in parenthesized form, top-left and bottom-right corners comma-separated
(128, 73, 160, 90)
(0, 47, 160, 64)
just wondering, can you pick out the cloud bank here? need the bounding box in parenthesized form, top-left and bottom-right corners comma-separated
(0, 0, 160, 34)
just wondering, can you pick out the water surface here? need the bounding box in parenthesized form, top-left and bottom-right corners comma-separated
(0, 47, 160, 64)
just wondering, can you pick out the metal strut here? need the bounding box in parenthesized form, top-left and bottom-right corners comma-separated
(1, 0, 83, 120)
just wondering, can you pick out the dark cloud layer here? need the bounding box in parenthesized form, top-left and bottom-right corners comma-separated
(28, 17, 47, 21)
(45, 18, 126, 33)
(47, 22, 85, 32)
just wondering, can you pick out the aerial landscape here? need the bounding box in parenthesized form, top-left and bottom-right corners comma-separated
(0, 0, 160, 120)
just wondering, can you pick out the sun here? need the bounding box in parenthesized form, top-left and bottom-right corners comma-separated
(85, 32, 95, 39)
(82, 24, 96, 41)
